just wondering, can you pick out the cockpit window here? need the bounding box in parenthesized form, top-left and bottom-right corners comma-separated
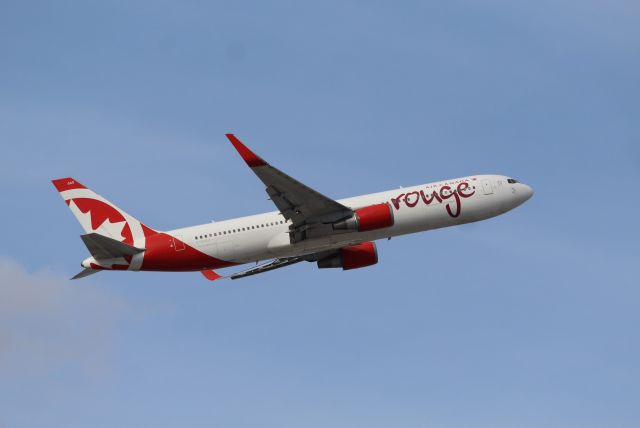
(507, 178, 519, 184)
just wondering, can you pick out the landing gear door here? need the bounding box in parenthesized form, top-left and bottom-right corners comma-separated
(482, 180, 494, 195)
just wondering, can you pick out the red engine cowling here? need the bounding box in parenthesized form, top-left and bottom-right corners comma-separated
(333, 203, 394, 232)
(317, 242, 378, 270)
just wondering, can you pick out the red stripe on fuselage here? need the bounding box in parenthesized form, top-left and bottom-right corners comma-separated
(141, 232, 238, 272)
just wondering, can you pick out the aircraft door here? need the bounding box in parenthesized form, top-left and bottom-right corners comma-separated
(172, 235, 186, 251)
(482, 180, 494, 195)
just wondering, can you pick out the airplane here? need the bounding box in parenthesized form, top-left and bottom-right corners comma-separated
(52, 134, 533, 281)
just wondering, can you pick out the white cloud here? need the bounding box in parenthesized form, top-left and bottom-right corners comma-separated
(0, 257, 128, 380)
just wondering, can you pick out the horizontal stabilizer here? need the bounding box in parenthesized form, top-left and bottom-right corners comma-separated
(81, 232, 144, 259)
(71, 268, 100, 280)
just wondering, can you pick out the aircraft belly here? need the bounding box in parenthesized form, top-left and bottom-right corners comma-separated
(215, 240, 236, 261)
(230, 232, 283, 263)
(266, 232, 334, 258)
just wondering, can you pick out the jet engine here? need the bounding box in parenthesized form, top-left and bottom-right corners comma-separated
(317, 242, 378, 270)
(332, 203, 394, 232)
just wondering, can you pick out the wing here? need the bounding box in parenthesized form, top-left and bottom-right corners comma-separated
(229, 258, 303, 280)
(226, 134, 353, 230)
(199, 258, 303, 282)
(203, 249, 347, 282)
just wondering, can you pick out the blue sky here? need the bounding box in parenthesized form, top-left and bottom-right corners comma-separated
(1, 1, 638, 427)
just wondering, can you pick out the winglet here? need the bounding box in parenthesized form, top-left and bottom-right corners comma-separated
(226, 134, 267, 167)
(201, 269, 223, 281)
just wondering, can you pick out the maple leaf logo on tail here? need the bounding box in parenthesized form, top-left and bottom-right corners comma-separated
(51, 177, 157, 249)
(68, 198, 133, 243)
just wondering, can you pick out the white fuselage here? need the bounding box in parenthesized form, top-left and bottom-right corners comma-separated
(169, 175, 533, 265)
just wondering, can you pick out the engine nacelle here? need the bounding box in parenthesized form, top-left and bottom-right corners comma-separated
(317, 242, 378, 270)
(333, 203, 394, 232)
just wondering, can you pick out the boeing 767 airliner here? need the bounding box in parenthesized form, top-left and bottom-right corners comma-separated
(52, 134, 533, 281)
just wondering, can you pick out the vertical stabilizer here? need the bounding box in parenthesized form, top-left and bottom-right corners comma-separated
(52, 177, 157, 271)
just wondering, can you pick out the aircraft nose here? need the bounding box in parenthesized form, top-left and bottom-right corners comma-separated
(517, 183, 534, 204)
